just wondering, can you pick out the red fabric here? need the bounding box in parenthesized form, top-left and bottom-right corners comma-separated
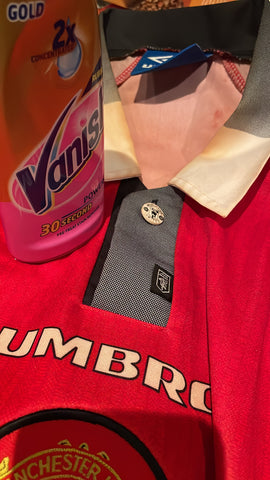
(0, 161, 270, 478)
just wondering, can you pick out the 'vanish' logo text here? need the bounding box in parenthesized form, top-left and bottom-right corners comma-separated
(14, 88, 103, 214)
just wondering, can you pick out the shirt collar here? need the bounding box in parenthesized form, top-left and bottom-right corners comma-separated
(102, 1, 270, 218)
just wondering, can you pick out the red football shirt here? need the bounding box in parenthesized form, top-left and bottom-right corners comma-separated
(0, 1, 270, 479)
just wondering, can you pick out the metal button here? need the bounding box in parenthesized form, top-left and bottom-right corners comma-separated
(141, 203, 164, 225)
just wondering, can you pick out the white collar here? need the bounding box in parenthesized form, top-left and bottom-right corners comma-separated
(102, 1, 270, 217)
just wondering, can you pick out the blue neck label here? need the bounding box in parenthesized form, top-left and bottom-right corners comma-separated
(131, 44, 212, 76)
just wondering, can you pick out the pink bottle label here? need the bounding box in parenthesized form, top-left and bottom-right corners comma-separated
(1, 83, 104, 261)
(11, 86, 103, 216)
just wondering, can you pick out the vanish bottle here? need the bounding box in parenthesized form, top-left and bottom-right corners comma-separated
(0, 0, 104, 262)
